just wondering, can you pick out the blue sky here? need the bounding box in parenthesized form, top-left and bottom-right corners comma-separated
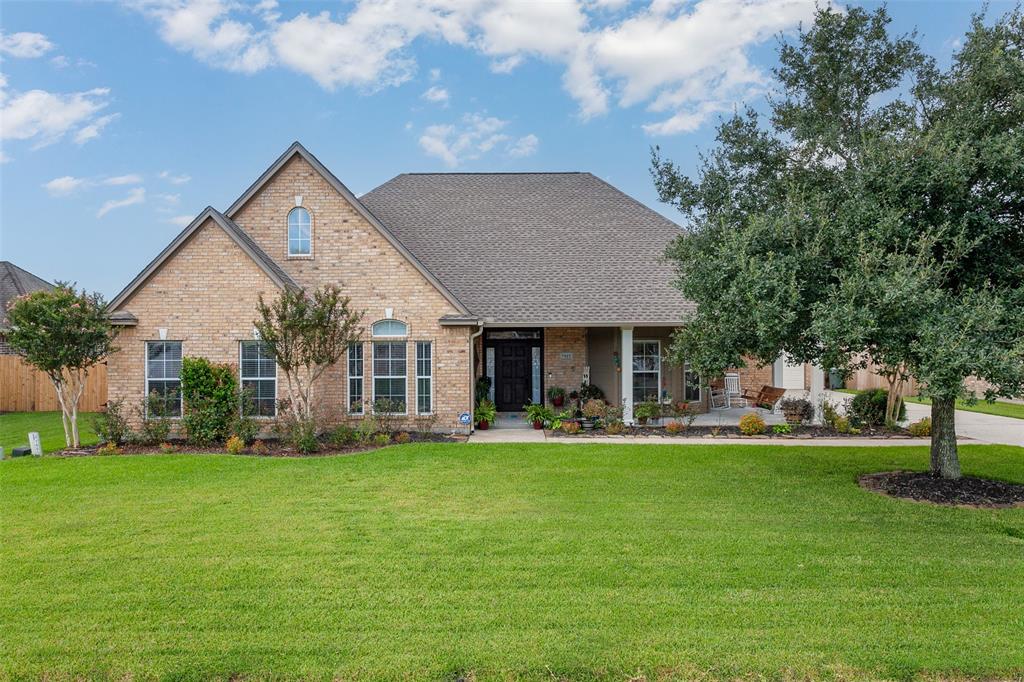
(0, 0, 995, 298)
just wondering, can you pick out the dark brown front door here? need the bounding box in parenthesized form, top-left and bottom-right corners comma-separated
(495, 343, 530, 411)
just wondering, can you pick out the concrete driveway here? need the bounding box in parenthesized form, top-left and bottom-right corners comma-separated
(902, 400, 1024, 446)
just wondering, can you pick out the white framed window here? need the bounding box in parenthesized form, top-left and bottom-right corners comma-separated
(632, 340, 661, 404)
(348, 342, 364, 414)
(146, 340, 182, 417)
(371, 319, 408, 337)
(683, 362, 701, 402)
(416, 341, 432, 414)
(373, 341, 407, 413)
(287, 207, 311, 256)
(240, 340, 276, 417)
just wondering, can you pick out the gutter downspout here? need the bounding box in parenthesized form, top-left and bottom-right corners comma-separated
(468, 322, 484, 433)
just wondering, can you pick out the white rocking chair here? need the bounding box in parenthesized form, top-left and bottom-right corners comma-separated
(724, 373, 747, 408)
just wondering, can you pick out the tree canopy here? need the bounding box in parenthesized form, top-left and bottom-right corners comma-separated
(652, 5, 1024, 478)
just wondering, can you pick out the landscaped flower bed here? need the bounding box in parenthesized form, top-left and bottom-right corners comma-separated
(546, 423, 922, 439)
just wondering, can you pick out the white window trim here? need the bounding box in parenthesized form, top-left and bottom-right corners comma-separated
(632, 339, 662, 403)
(371, 340, 409, 415)
(239, 340, 277, 418)
(347, 342, 364, 416)
(416, 340, 433, 415)
(145, 340, 182, 419)
(287, 206, 313, 259)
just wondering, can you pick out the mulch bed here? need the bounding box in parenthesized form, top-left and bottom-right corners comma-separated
(55, 432, 463, 458)
(547, 424, 916, 439)
(860, 471, 1024, 508)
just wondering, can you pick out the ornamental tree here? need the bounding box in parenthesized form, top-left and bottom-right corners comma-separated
(652, 6, 1024, 479)
(254, 286, 363, 422)
(6, 283, 117, 448)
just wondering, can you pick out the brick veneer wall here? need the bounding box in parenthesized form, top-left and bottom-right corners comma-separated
(543, 327, 587, 405)
(108, 221, 281, 432)
(110, 154, 474, 432)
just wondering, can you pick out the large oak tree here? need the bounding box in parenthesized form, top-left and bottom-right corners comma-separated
(652, 6, 1024, 478)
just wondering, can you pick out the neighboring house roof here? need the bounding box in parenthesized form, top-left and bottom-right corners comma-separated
(360, 172, 692, 325)
(225, 141, 470, 316)
(0, 261, 54, 330)
(109, 207, 299, 315)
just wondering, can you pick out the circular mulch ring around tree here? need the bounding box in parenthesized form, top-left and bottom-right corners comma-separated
(860, 471, 1024, 508)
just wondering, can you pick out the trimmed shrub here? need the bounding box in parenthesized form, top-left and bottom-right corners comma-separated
(93, 400, 131, 445)
(180, 357, 239, 445)
(330, 425, 358, 448)
(908, 417, 932, 437)
(394, 431, 411, 444)
(605, 421, 624, 435)
(849, 388, 905, 427)
(561, 421, 581, 434)
(225, 435, 245, 455)
(738, 413, 766, 436)
(664, 420, 685, 435)
(773, 423, 792, 435)
(97, 442, 121, 456)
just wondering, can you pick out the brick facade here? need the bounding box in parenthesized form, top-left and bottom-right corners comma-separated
(109, 156, 473, 432)
(543, 327, 588, 404)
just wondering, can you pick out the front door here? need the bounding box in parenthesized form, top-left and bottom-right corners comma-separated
(495, 343, 530, 411)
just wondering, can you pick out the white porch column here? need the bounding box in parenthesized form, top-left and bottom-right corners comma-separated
(809, 362, 826, 425)
(621, 326, 634, 424)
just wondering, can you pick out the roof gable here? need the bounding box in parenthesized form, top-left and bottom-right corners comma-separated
(225, 142, 469, 315)
(109, 207, 299, 311)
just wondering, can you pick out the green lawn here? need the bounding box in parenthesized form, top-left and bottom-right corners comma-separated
(0, 411, 98, 454)
(836, 390, 1024, 420)
(904, 395, 1024, 420)
(2, 444, 1023, 680)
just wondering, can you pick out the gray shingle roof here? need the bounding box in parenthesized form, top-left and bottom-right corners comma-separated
(0, 261, 54, 329)
(360, 173, 693, 325)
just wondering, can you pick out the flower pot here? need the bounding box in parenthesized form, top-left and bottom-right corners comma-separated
(532, 419, 543, 430)
(581, 419, 594, 430)
(552, 395, 564, 407)
(477, 420, 489, 430)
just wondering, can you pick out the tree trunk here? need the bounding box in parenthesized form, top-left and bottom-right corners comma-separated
(930, 397, 961, 479)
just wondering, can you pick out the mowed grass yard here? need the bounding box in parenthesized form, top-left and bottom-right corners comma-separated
(3, 443, 1024, 681)
(0, 411, 98, 454)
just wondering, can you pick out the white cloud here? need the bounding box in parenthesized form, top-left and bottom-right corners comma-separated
(0, 31, 54, 58)
(0, 77, 116, 147)
(156, 192, 181, 204)
(102, 174, 144, 186)
(422, 85, 449, 104)
(43, 173, 143, 196)
(507, 133, 538, 158)
(165, 214, 194, 227)
(159, 170, 191, 184)
(418, 113, 537, 166)
(129, 0, 819, 135)
(43, 176, 88, 196)
(97, 187, 145, 218)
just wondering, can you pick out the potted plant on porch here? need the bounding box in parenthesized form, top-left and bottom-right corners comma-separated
(634, 400, 661, 426)
(547, 386, 566, 408)
(524, 403, 552, 430)
(475, 399, 497, 430)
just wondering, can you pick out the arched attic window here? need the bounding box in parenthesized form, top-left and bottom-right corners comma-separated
(288, 207, 311, 256)
(372, 319, 408, 337)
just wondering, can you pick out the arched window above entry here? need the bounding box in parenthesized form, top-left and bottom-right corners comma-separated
(372, 319, 408, 337)
(288, 207, 311, 256)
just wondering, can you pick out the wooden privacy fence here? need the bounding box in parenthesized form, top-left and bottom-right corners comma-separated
(844, 364, 919, 396)
(0, 355, 108, 413)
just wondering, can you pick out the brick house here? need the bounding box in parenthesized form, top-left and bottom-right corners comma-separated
(108, 142, 804, 432)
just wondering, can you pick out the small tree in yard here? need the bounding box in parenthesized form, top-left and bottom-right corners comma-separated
(652, 6, 1024, 479)
(6, 283, 117, 448)
(254, 286, 363, 423)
